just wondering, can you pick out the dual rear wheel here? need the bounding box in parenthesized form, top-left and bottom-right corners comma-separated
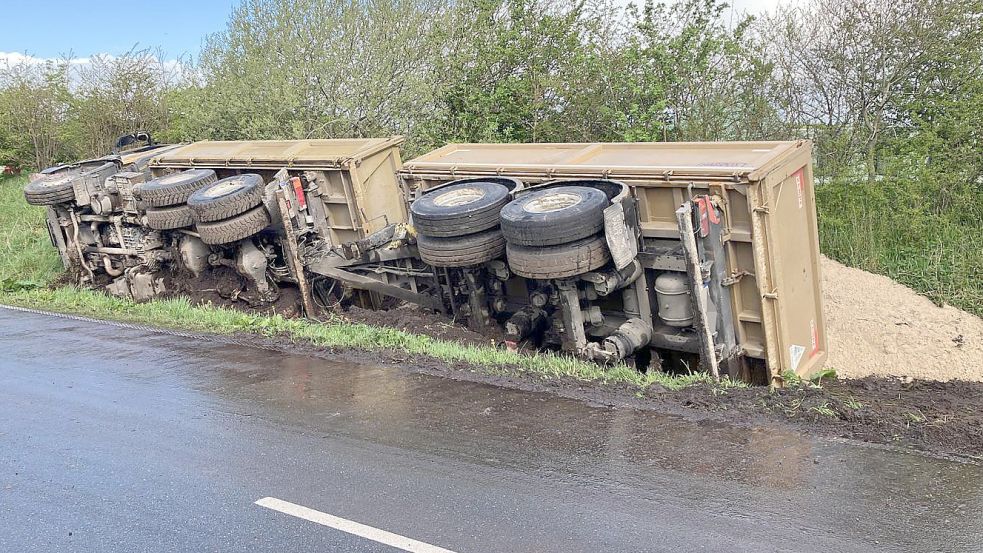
(500, 186, 611, 279)
(411, 180, 613, 277)
(411, 181, 510, 267)
(136, 170, 270, 243)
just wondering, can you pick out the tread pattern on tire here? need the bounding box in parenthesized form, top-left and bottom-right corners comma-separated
(23, 166, 86, 206)
(411, 181, 510, 237)
(145, 205, 195, 230)
(187, 174, 265, 223)
(416, 228, 506, 267)
(506, 234, 610, 279)
(24, 183, 76, 205)
(500, 186, 608, 247)
(136, 169, 217, 208)
(196, 206, 271, 245)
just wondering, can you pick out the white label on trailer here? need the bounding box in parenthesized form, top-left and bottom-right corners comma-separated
(794, 169, 805, 209)
(789, 344, 806, 371)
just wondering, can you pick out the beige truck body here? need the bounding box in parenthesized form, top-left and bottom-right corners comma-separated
(401, 141, 827, 380)
(33, 137, 826, 384)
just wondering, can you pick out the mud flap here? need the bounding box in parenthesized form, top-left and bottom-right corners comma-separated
(603, 197, 638, 270)
(45, 207, 72, 270)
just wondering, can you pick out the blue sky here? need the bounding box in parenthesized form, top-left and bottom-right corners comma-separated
(1, 0, 239, 61)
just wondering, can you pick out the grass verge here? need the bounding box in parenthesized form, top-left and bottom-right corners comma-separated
(0, 174, 732, 392)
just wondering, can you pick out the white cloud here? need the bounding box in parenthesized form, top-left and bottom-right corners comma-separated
(0, 51, 92, 68)
(0, 51, 187, 86)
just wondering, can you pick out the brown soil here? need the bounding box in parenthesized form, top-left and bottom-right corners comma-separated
(163, 270, 494, 346)
(651, 377, 983, 459)
(343, 304, 496, 346)
(822, 257, 983, 381)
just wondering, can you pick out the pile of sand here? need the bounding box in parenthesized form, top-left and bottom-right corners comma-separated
(821, 257, 983, 381)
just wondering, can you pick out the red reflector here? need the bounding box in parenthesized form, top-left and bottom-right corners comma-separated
(290, 177, 307, 210)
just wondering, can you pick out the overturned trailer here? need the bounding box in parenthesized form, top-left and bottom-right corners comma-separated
(27, 136, 826, 385)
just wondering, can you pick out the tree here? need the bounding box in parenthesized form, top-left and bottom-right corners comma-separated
(423, 0, 621, 146)
(184, 0, 450, 154)
(762, 0, 979, 181)
(64, 49, 178, 158)
(615, 0, 782, 142)
(0, 60, 70, 169)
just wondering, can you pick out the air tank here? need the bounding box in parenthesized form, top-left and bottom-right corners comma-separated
(654, 271, 693, 327)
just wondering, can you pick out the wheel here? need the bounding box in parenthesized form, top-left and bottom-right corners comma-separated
(416, 228, 506, 267)
(196, 205, 271, 245)
(23, 168, 80, 206)
(500, 186, 608, 247)
(145, 204, 195, 230)
(506, 234, 610, 279)
(187, 174, 265, 223)
(135, 169, 217, 207)
(23, 163, 108, 206)
(410, 180, 510, 237)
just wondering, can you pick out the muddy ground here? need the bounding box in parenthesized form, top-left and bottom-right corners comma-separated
(266, 338, 983, 460)
(159, 275, 983, 460)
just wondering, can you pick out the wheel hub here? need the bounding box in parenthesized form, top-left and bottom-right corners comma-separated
(523, 192, 582, 213)
(433, 187, 486, 207)
(203, 179, 242, 198)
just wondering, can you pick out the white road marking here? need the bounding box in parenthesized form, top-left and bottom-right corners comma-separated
(255, 496, 459, 553)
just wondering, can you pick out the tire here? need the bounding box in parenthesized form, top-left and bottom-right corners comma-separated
(416, 228, 506, 267)
(500, 186, 608, 247)
(135, 169, 217, 207)
(23, 164, 91, 206)
(506, 234, 610, 279)
(196, 206, 271, 245)
(410, 181, 510, 237)
(187, 174, 265, 223)
(145, 205, 195, 230)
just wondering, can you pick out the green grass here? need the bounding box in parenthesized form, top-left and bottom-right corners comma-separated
(0, 175, 64, 289)
(0, 174, 735, 392)
(817, 177, 983, 317)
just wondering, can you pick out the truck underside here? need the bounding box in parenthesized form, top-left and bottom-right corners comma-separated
(25, 135, 827, 385)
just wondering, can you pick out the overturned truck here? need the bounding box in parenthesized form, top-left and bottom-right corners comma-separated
(26, 136, 827, 385)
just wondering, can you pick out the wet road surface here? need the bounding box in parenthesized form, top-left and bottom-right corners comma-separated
(1, 307, 981, 552)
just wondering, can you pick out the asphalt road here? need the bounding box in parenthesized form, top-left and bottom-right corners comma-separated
(1, 307, 981, 552)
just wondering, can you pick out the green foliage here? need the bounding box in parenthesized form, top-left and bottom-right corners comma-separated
(421, 0, 618, 146)
(63, 50, 177, 157)
(175, 0, 451, 156)
(0, 61, 72, 168)
(0, 49, 177, 169)
(619, 0, 782, 141)
(818, 173, 983, 316)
